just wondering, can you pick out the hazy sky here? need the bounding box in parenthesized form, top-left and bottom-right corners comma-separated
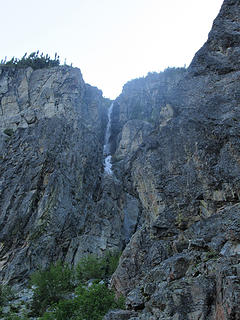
(1, 0, 223, 99)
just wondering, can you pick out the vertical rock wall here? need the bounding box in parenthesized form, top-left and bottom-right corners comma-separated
(0, 66, 123, 283)
(108, 0, 240, 319)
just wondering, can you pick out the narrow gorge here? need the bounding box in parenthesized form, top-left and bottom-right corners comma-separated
(1, 0, 240, 319)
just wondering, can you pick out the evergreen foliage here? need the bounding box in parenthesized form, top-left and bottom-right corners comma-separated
(0, 51, 60, 70)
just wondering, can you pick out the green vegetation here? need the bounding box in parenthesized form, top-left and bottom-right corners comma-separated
(30, 261, 74, 316)
(0, 51, 60, 70)
(0, 284, 13, 310)
(40, 282, 125, 320)
(40, 299, 77, 320)
(33, 252, 123, 319)
(3, 314, 29, 320)
(147, 66, 187, 80)
(75, 250, 121, 283)
(74, 282, 125, 320)
(0, 251, 122, 319)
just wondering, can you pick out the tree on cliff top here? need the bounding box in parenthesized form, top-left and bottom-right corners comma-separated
(0, 51, 61, 70)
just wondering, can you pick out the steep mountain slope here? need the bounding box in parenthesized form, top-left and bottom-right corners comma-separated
(106, 0, 240, 318)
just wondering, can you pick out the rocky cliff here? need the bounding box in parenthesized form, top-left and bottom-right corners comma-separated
(0, 66, 128, 284)
(107, 0, 240, 318)
(1, 0, 240, 319)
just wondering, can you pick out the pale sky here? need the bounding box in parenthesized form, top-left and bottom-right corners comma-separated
(1, 0, 223, 99)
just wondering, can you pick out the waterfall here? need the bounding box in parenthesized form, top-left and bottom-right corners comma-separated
(103, 103, 113, 175)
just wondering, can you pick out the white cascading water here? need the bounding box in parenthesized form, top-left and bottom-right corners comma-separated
(103, 103, 113, 175)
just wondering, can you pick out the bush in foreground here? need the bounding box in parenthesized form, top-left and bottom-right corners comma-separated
(5, 251, 123, 319)
(41, 282, 125, 320)
(30, 261, 74, 316)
